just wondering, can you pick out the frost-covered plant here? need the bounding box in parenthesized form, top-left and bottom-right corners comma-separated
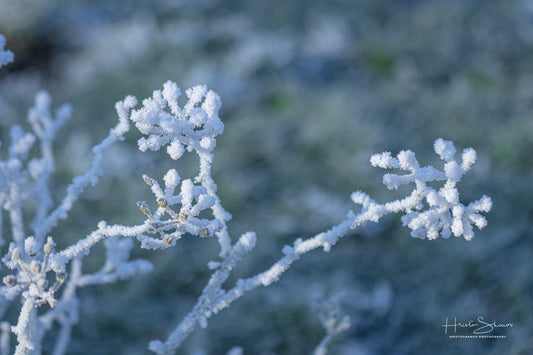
(311, 293, 351, 355)
(0, 35, 492, 354)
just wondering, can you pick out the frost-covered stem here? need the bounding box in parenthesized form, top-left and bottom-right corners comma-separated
(151, 203, 388, 354)
(6, 180, 25, 248)
(314, 334, 334, 355)
(312, 295, 351, 355)
(31, 140, 56, 245)
(58, 223, 149, 261)
(198, 153, 231, 256)
(13, 298, 37, 355)
(151, 182, 432, 354)
(149, 232, 256, 354)
(220, 214, 356, 302)
(51, 258, 82, 355)
(36, 107, 131, 241)
(33, 128, 56, 232)
(313, 328, 348, 355)
(32, 174, 53, 245)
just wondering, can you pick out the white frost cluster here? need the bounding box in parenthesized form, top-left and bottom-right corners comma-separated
(136, 174, 223, 249)
(130, 81, 224, 159)
(364, 138, 492, 240)
(129, 81, 232, 255)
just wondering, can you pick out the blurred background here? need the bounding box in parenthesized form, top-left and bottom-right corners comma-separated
(0, 0, 531, 354)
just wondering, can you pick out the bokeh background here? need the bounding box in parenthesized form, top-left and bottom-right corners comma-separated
(0, 0, 532, 354)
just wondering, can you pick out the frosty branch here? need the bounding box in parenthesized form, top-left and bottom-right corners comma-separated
(0, 34, 492, 355)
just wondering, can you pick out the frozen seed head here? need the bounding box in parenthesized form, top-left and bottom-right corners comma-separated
(29, 260, 40, 273)
(44, 237, 55, 255)
(11, 248, 21, 260)
(143, 175, 156, 186)
(56, 272, 66, 283)
(137, 201, 152, 216)
(3, 275, 17, 287)
(157, 198, 168, 208)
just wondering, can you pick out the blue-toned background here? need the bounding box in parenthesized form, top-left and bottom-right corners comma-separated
(0, 0, 531, 354)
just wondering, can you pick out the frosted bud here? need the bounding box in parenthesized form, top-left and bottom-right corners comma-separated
(370, 152, 399, 169)
(3, 275, 17, 287)
(122, 95, 138, 109)
(56, 272, 66, 283)
(29, 260, 40, 273)
(167, 140, 184, 160)
(200, 137, 214, 151)
(238, 232, 257, 252)
(180, 179, 195, 208)
(143, 175, 156, 186)
(427, 228, 439, 240)
(24, 236, 39, 257)
(470, 214, 487, 229)
(157, 198, 168, 208)
(397, 150, 419, 170)
(202, 91, 221, 117)
(148, 341, 166, 353)
(207, 261, 221, 270)
(471, 195, 492, 212)
(186, 85, 208, 105)
(461, 148, 477, 171)
(434, 138, 456, 162)
(163, 169, 180, 188)
(11, 247, 21, 260)
(44, 237, 54, 255)
(162, 80, 181, 114)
